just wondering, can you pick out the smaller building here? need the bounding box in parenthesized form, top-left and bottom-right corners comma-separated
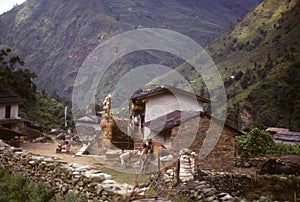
(267, 127, 300, 144)
(0, 88, 26, 145)
(0, 88, 24, 130)
(274, 131, 300, 144)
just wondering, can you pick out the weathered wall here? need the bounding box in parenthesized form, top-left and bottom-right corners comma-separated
(171, 114, 236, 172)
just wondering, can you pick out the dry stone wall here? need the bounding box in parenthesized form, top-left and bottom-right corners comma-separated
(151, 167, 300, 202)
(0, 142, 140, 202)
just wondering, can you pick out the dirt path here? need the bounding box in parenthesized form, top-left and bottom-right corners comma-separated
(21, 142, 103, 167)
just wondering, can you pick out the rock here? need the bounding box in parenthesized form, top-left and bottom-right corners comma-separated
(243, 162, 251, 168)
(199, 184, 211, 190)
(28, 160, 36, 165)
(77, 181, 84, 186)
(217, 193, 228, 198)
(85, 170, 112, 182)
(102, 179, 117, 184)
(199, 180, 208, 185)
(220, 194, 233, 201)
(74, 165, 95, 171)
(204, 188, 217, 197)
(73, 171, 81, 175)
(207, 196, 217, 201)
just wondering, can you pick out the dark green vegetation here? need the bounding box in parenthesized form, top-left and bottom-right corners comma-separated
(0, 48, 70, 129)
(0, 48, 36, 99)
(0, 0, 259, 99)
(236, 128, 300, 156)
(0, 167, 54, 202)
(0, 167, 82, 201)
(206, 0, 300, 131)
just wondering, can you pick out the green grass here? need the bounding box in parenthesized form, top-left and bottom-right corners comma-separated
(101, 167, 150, 185)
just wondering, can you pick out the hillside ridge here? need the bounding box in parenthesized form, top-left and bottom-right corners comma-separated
(0, 0, 259, 98)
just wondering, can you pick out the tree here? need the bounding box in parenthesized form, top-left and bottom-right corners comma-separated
(0, 48, 37, 99)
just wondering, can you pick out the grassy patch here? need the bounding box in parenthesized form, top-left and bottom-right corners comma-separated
(101, 167, 150, 185)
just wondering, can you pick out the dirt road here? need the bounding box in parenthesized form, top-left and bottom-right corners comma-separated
(21, 142, 103, 167)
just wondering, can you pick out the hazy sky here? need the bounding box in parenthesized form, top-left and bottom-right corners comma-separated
(0, 0, 26, 14)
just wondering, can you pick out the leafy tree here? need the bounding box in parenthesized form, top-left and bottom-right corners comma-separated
(0, 48, 37, 99)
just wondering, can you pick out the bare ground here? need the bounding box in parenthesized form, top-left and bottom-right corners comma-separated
(21, 141, 103, 168)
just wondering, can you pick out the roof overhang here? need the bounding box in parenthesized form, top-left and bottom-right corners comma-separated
(131, 86, 210, 103)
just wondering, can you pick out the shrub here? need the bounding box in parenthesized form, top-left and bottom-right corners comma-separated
(236, 128, 300, 156)
(0, 168, 55, 202)
(235, 128, 275, 156)
(57, 191, 83, 202)
(270, 143, 300, 156)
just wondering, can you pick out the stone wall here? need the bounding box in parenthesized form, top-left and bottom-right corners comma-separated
(151, 168, 300, 201)
(171, 114, 236, 172)
(0, 142, 142, 202)
(235, 156, 270, 169)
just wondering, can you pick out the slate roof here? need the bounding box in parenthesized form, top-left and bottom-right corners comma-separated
(0, 89, 24, 104)
(266, 127, 289, 133)
(131, 86, 210, 103)
(143, 110, 200, 131)
(273, 131, 300, 143)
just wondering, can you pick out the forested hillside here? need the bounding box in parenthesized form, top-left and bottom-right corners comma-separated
(206, 0, 300, 130)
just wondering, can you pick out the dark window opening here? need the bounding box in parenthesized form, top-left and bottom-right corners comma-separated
(5, 105, 11, 118)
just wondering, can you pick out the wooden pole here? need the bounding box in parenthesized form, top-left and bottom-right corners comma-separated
(157, 147, 161, 171)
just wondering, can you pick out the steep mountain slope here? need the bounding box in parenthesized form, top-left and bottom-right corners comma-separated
(0, 0, 259, 98)
(148, 0, 300, 131)
(205, 0, 300, 130)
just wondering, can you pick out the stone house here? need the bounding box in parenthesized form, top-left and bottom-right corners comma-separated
(145, 111, 238, 171)
(129, 86, 238, 171)
(130, 85, 210, 149)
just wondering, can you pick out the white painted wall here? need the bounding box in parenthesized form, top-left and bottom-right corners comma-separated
(144, 91, 203, 122)
(0, 105, 5, 119)
(11, 104, 19, 118)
